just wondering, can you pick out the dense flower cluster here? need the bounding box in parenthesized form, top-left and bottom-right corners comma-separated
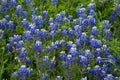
(0, 0, 120, 80)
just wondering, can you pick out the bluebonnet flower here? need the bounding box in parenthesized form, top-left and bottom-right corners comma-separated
(55, 76, 63, 80)
(9, 37, 20, 49)
(50, 59, 56, 67)
(76, 8, 86, 18)
(13, 41, 18, 48)
(93, 65, 101, 75)
(25, 57, 32, 64)
(102, 29, 112, 39)
(72, 19, 78, 26)
(67, 15, 73, 20)
(12, 65, 33, 80)
(102, 45, 111, 55)
(13, 35, 22, 42)
(59, 40, 66, 46)
(91, 26, 99, 35)
(87, 15, 96, 26)
(5, 43, 13, 52)
(81, 13, 87, 19)
(90, 38, 102, 48)
(87, 67, 93, 74)
(16, 40, 24, 49)
(84, 50, 92, 59)
(29, 24, 36, 34)
(61, 28, 68, 36)
(96, 56, 104, 64)
(80, 32, 89, 44)
(0, 19, 8, 29)
(9, 37, 14, 45)
(39, 29, 49, 37)
(23, 31, 33, 40)
(88, 3, 95, 13)
(49, 23, 58, 31)
(50, 30, 56, 37)
(69, 47, 78, 57)
(90, 35, 95, 39)
(109, 5, 120, 21)
(34, 29, 40, 37)
(74, 25, 82, 32)
(60, 11, 66, 18)
(42, 11, 49, 18)
(75, 39, 83, 47)
(78, 55, 88, 66)
(55, 14, 63, 23)
(48, 18, 54, 25)
(95, 40, 103, 48)
(67, 41, 73, 50)
(66, 54, 73, 64)
(7, 21, 15, 30)
(88, 10, 96, 18)
(19, 48, 28, 58)
(62, 61, 68, 67)
(67, 28, 75, 36)
(74, 25, 82, 37)
(33, 41, 42, 53)
(43, 56, 49, 64)
(5, 15, 10, 21)
(45, 46, 52, 53)
(51, 41, 60, 49)
(104, 74, 116, 80)
(102, 20, 110, 29)
(82, 19, 89, 28)
(59, 51, 67, 60)
(16, 5, 24, 16)
(10, 0, 18, 6)
(94, 48, 102, 57)
(36, 16, 44, 27)
(22, 11, 28, 18)
(51, 0, 58, 5)
(1, 19, 8, 27)
(22, 19, 29, 29)
(78, 17, 83, 26)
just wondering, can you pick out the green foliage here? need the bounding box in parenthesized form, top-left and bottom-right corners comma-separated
(95, 0, 114, 20)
